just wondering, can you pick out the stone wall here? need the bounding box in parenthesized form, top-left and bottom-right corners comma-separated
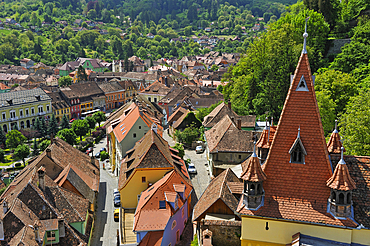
(200, 220, 241, 246)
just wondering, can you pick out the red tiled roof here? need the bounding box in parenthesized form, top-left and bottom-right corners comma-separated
(237, 53, 358, 228)
(256, 126, 276, 149)
(134, 170, 192, 231)
(326, 157, 356, 191)
(138, 231, 163, 246)
(327, 128, 344, 154)
(240, 153, 267, 182)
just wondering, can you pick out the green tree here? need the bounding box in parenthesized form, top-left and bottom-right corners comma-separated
(184, 26, 193, 36)
(340, 90, 370, 156)
(48, 114, 59, 136)
(93, 111, 106, 126)
(0, 149, 5, 163)
(60, 115, 70, 129)
(0, 127, 6, 147)
(32, 138, 39, 156)
(100, 151, 109, 161)
(314, 69, 358, 116)
(39, 139, 51, 152)
(316, 90, 337, 136)
(77, 65, 87, 82)
(5, 130, 26, 150)
(174, 123, 200, 146)
(40, 117, 47, 137)
(14, 144, 30, 165)
(57, 128, 77, 146)
(59, 76, 72, 87)
(87, 9, 97, 20)
(72, 119, 89, 141)
(86, 116, 96, 133)
(171, 143, 185, 159)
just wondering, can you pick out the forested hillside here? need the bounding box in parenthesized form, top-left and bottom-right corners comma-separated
(222, 0, 370, 155)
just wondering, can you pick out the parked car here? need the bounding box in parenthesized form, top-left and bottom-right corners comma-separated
(69, 118, 76, 123)
(114, 196, 121, 207)
(113, 188, 120, 198)
(196, 145, 204, 154)
(100, 147, 107, 152)
(114, 209, 119, 222)
(95, 152, 100, 158)
(86, 147, 93, 155)
(187, 163, 197, 174)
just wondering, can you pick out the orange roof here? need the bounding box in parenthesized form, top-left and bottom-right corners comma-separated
(256, 125, 276, 149)
(0, 82, 10, 90)
(240, 148, 267, 182)
(327, 150, 356, 191)
(327, 122, 344, 154)
(237, 53, 358, 228)
(134, 170, 192, 231)
(138, 231, 163, 246)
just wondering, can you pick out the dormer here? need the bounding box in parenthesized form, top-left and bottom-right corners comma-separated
(165, 191, 179, 210)
(326, 147, 356, 219)
(289, 127, 307, 164)
(173, 183, 186, 200)
(241, 142, 267, 210)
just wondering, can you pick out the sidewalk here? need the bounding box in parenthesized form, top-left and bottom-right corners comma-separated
(163, 128, 176, 147)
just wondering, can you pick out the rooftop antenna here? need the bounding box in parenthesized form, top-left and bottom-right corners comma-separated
(302, 17, 310, 54)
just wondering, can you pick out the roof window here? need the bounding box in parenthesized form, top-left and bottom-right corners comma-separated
(296, 75, 309, 92)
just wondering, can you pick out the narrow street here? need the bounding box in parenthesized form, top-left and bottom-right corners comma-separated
(90, 138, 120, 246)
(162, 129, 210, 200)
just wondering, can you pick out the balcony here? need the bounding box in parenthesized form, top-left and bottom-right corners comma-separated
(38, 112, 46, 116)
(10, 117, 19, 121)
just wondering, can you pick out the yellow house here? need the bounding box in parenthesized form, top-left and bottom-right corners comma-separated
(0, 88, 52, 132)
(235, 29, 370, 246)
(47, 91, 71, 122)
(118, 129, 188, 209)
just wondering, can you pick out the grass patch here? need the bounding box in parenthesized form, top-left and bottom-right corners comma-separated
(0, 154, 16, 166)
(0, 29, 12, 35)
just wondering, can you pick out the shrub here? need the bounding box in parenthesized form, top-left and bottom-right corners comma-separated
(15, 162, 22, 167)
(80, 141, 88, 147)
(100, 151, 109, 161)
(92, 131, 100, 138)
(0, 149, 5, 162)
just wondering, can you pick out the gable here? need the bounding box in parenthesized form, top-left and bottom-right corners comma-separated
(137, 144, 173, 169)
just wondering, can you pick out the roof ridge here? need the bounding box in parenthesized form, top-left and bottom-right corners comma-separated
(57, 186, 85, 221)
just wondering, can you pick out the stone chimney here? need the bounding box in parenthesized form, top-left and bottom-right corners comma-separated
(2, 200, 8, 215)
(237, 119, 241, 130)
(38, 166, 46, 191)
(46, 148, 51, 158)
(228, 100, 231, 109)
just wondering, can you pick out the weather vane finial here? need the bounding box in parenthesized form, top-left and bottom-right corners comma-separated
(302, 17, 310, 54)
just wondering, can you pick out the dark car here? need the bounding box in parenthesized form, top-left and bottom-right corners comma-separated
(114, 196, 121, 207)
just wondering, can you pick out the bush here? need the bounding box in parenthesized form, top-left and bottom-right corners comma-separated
(95, 135, 102, 144)
(15, 162, 22, 167)
(96, 127, 105, 132)
(86, 137, 94, 144)
(171, 143, 185, 159)
(80, 141, 88, 147)
(100, 151, 109, 161)
(0, 187, 6, 196)
(39, 140, 51, 152)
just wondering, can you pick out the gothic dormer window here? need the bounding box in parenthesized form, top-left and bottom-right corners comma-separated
(296, 75, 309, 92)
(289, 127, 307, 164)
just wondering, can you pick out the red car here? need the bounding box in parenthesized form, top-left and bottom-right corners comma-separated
(69, 118, 76, 123)
(86, 147, 93, 154)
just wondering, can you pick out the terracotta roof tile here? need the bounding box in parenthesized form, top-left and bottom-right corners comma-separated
(326, 158, 356, 191)
(138, 231, 163, 246)
(193, 169, 241, 221)
(327, 126, 344, 154)
(240, 152, 267, 182)
(237, 53, 357, 228)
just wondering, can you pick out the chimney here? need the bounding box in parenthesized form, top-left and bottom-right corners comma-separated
(46, 148, 51, 158)
(50, 134, 54, 144)
(237, 119, 241, 130)
(2, 200, 8, 215)
(38, 166, 45, 191)
(228, 100, 231, 109)
(34, 221, 41, 243)
(211, 80, 214, 87)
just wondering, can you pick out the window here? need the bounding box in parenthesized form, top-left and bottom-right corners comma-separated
(296, 75, 309, 92)
(31, 108, 35, 115)
(115, 95, 117, 100)
(2, 112, 6, 120)
(46, 231, 55, 241)
(142, 176, 146, 183)
(38, 106, 43, 113)
(182, 208, 184, 218)
(46, 105, 50, 112)
(154, 97, 157, 103)
(289, 132, 307, 164)
(57, 110, 59, 115)
(239, 155, 242, 159)
(176, 230, 180, 242)
(19, 110, 23, 117)
(139, 126, 141, 129)
(291, 146, 303, 163)
(148, 97, 151, 102)
(159, 200, 166, 209)
(10, 111, 16, 119)
(133, 133, 136, 138)
(25, 109, 29, 116)
(122, 93, 124, 98)
(171, 220, 177, 230)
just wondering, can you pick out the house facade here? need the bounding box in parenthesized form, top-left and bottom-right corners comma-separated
(47, 91, 71, 122)
(0, 88, 52, 132)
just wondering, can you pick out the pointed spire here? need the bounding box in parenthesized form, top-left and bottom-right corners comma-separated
(327, 119, 344, 154)
(302, 17, 309, 54)
(240, 145, 267, 182)
(326, 147, 356, 191)
(251, 141, 257, 158)
(297, 126, 301, 138)
(264, 116, 268, 130)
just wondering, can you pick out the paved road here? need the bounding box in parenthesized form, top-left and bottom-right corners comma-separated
(90, 139, 120, 246)
(162, 130, 210, 200)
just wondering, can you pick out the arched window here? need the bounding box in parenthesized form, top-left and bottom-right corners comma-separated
(250, 184, 255, 195)
(347, 193, 351, 204)
(339, 193, 345, 204)
(3, 124, 7, 133)
(331, 191, 336, 202)
(26, 120, 30, 128)
(20, 121, 24, 129)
